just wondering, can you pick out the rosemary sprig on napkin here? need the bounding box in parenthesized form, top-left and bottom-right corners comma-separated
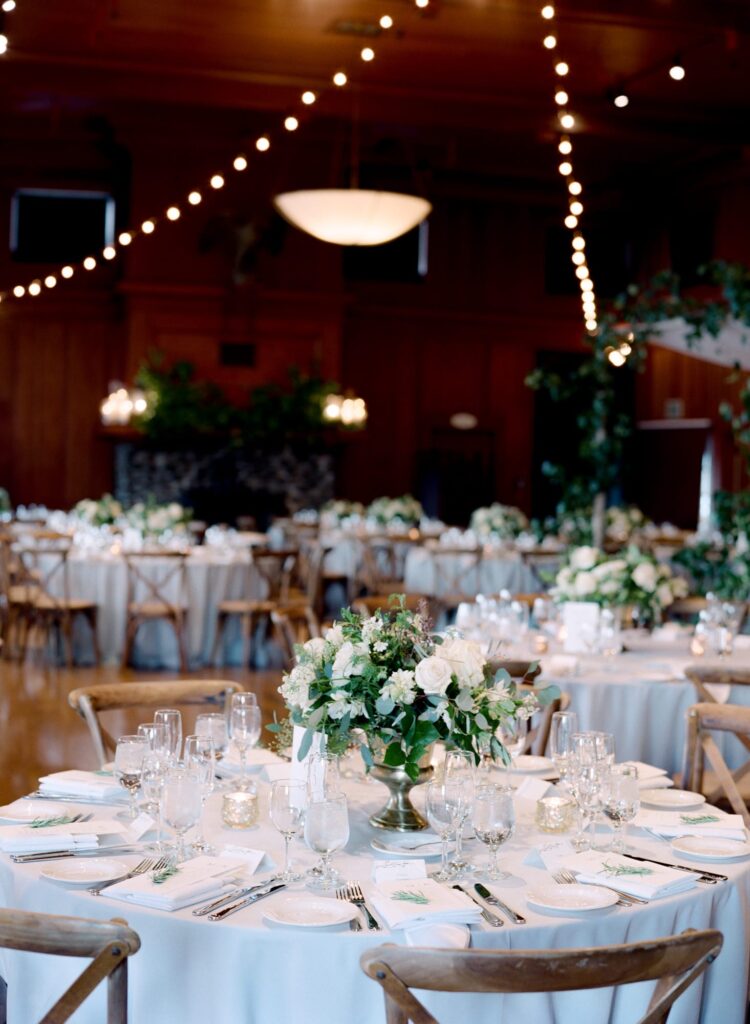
(680, 814, 720, 825)
(390, 889, 429, 905)
(600, 861, 653, 877)
(29, 815, 77, 829)
(152, 864, 179, 885)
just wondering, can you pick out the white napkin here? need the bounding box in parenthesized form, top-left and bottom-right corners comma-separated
(104, 855, 248, 911)
(403, 923, 471, 948)
(564, 850, 697, 900)
(0, 820, 125, 854)
(635, 807, 747, 841)
(38, 771, 126, 803)
(543, 654, 579, 677)
(221, 747, 286, 770)
(369, 878, 482, 931)
(618, 762, 673, 789)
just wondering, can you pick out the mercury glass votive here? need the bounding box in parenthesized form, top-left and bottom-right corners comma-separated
(534, 634, 549, 654)
(535, 795, 576, 834)
(222, 790, 258, 829)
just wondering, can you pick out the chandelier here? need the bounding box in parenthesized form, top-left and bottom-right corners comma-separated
(273, 188, 431, 247)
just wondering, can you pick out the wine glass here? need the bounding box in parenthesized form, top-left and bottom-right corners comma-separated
(161, 767, 203, 862)
(303, 793, 349, 891)
(443, 750, 475, 877)
(567, 759, 601, 851)
(270, 780, 307, 883)
(231, 691, 258, 709)
(230, 704, 261, 791)
(153, 709, 182, 761)
(601, 764, 640, 851)
(183, 735, 213, 853)
(137, 722, 168, 752)
(592, 732, 615, 765)
(196, 712, 228, 787)
(471, 784, 515, 881)
(495, 715, 529, 792)
(549, 710, 579, 782)
(140, 751, 168, 816)
(425, 780, 466, 882)
(113, 735, 149, 820)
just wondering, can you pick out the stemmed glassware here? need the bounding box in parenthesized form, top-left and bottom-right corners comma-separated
(601, 764, 640, 851)
(270, 780, 307, 883)
(195, 712, 228, 787)
(471, 784, 515, 881)
(183, 735, 214, 853)
(137, 722, 168, 753)
(425, 779, 466, 882)
(495, 716, 529, 789)
(231, 692, 258, 710)
(114, 735, 149, 820)
(567, 731, 615, 850)
(153, 709, 183, 762)
(549, 710, 578, 782)
(160, 767, 203, 862)
(229, 704, 261, 791)
(303, 793, 349, 891)
(443, 750, 475, 877)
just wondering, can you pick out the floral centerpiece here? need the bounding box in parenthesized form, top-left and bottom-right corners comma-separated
(553, 545, 688, 623)
(72, 493, 123, 527)
(124, 500, 191, 537)
(605, 505, 649, 544)
(279, 597, 557, 829)
(469, 502, 529, 541)
(367, 495, 423, 529)
(320, 499, 366, 526)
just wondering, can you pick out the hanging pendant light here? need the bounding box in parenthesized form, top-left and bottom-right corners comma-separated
(273, 188, 431, 246)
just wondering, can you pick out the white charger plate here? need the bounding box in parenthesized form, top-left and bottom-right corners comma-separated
(640, 790, 705, 810)
(508, 755, 555, 775)
(263, 895, 356, 928)
(670, 836, 750, 862)
(0, 800, 74, 823)
(40, 858, 130, 887)
(526, 883, 619, 913)
(371, 834, 444, 858)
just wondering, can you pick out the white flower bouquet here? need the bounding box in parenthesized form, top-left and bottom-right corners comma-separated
(124, 501, 191, 537)
(320, 499, 366, 525)
(72, 493, 123, 526)
(553, 545, 688, 619)
(606, 505, 649, 543)
(279, 597, 558, 779)
(469, 503, 529, 541)
(367, 495, 423, 529)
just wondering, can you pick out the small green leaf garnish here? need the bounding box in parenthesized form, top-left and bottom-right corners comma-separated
(600, 861, 653, 877)
(30, 815, 77, 829)
(152, 864, 179, 885)
(680, 814, 720, 825)
(390, 889, 429, 905)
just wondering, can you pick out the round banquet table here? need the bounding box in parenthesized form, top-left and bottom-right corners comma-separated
(1, 772, 748, 1024)
(403, 546, 541, 600)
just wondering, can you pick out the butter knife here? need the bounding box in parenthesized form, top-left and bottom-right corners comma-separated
(192, 877, 282, 917)
(474, 883, 526, 924)
(453, 885, 503, 927)
(623, 853, 726, 884)
(208, 883, 286, 921)
(11, 845, 146, 863)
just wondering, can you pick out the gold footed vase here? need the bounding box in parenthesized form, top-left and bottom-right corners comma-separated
(368, 762, 433, 832)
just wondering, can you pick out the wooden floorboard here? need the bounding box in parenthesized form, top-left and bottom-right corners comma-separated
(0, 659, 286, 804)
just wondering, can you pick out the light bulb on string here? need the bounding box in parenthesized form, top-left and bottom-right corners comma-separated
(564, 214, 578, 229)
(61, 266, 74, 279)
(2, 1, 16, 11)
(554, 90, 568, 105)
(575, 265, 589, 280)
(141, 220, 155, 234)
(586, 319, 598, 331)
(301, 91, 316, 105)
(558, 161, 572, 176)
(570, 200, 583, 216)
(119, 231, 133, 246)
(669, 57, 685, 81)
(12, 285, 24, 297)
(210, 174, 224, 189)
(559, 113, 575, 130)
(28, 281, 41, 296)
(285, 116, 299, 131)
(44, 275, 57, 288)
(233, 155, 248, 171)
(613, 92, 629, 108)
(541, 5, 555, 18)
(568, 180, 582, 195)
(620, 341, 632, 356)
(103, 246, 116, 260)
(580, 279, 594, 292)
(558, 136, 572, 155)
(166, 206, 181, 221)
(379, 15, 393, 29)
(188, 191, 202, 205)
(83, 257, 97, 271)
(415, 0, 429, 8)
(0, 35, 7, 55)
(555, 61, 569, 75)
(572, 251, 585, 266)
(333, 71, 347, 87)
(543, 34, 557, 49)
(361, 47, 375, 61)
(572, 235, 585, 250)
(608, 348, 626, 367)
(256, 136, 270, 152)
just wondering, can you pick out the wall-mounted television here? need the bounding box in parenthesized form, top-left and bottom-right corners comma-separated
(10, 188, 116, 263)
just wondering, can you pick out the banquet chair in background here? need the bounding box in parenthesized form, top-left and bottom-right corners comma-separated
(122, 550, 188, 672)
(663, 597, 709, 625)
(271, 604, 321, 669)
(68, 679, 244, 767)
(0, 909, 140, 1024)
(358, 534, 418, 597)
(681, 702, 750, 826)
(360, 928, 723, 1024)
(424, 544, 484, 619)
(519, 686, 571, 757)
(683, 662, 750, 704)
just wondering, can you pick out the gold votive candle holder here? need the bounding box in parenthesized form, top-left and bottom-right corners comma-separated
(534, 634, 549, 654)
(222, 790, 258, 829)
(535, 795, 576, 834)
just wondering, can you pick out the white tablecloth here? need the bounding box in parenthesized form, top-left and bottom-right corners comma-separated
(0, 774, 747, 1024)
(404, 547, 540, 599)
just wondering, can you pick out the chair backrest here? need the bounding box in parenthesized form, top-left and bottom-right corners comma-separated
(251, 548, 298, 603)
(361, 929, 722, 1024)
(682, 701, 750, 826)
(271, 604, 321, 668)
(518, 684, 571, 757)
(68, 679, 245, 766)
(0, 908, 140, 1024)
(684, 663, 750, 701)
(664, 597, 709, 623)
(123, 550, 187, 613)
(424, 545, 483, 604)
(14, 535, 73, 611)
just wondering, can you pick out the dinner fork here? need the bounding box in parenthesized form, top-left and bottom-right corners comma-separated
(88, 856, 162, 895)
(341, 882, 380, 931)
(552, 869, 642, 906)
(335, 888, 362, 931)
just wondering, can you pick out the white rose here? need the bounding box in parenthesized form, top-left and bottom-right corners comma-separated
(301, 637, 327, 664)
(632, 562, 657, 592)
(656, 583, 675, 607)
(570, 546, 599, 570)
(332, 640, 368, 679)
(415, 655, 454, 696)
(325, 623, 345, 648)
(574, 571, 597, 597)
(437, 636, 486, 687)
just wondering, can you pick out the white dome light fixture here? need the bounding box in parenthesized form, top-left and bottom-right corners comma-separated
(273, 188, 432, 247)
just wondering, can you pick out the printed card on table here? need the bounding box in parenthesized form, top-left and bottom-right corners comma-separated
(562, 602, 600, 653)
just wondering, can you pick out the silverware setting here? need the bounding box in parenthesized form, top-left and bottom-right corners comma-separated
(88, 855, 166, 895)
(453, 884, 503, 927)
(336, 882, 380, 931)
(552, 868, 646, 906)
(11, 845, 149, 863)
(474, 882, 526, 924)
(192, 876, 283, 917)
(208, 882, 286, 921)
(623, 852, 725, 884)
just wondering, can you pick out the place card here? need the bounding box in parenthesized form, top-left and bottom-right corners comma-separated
(515, 777, 552, 803)
(124, 813, 155, 842)
(372, 860, 428, 884)
(562, 602, 600, 653)
(524, 838, 575, 871)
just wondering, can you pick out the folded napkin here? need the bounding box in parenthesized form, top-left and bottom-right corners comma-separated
(0, 820, 125, 855)
(403, 923, 471, 948)
(104, 855, 247, 911)
(38, 770, 126, 803)
(217, 747, 287, 776)
(635, 807, 747, 842)
(565, 850, 697, 900)
(368, 878, 482, 931)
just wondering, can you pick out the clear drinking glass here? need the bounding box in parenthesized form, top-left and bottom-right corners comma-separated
(601, 764, 640, 851)
(114, 735, 149, 819)
(425, 780, 465, 882)
(183, 735, 213, 852)
(195, 712, 228, 788)
(270, 780, 307, 883)
(568, 760, 601, 851)
(231, 691, 258, 710)
(153, 709, 183, 761)
(161, 767, 203, 862)
(140, 751, 168, 816)
(137, 722, 168, 752)
(549, 710, 579, 782)
(230, 704, 261, 791)
(471, 784, 515, 881)
(443, 750, 475, 877)
(303, 793, 349, 891)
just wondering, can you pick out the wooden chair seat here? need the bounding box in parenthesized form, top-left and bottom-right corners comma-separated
(217, 598, 276, 615)
(127, 600, 186, 617)
(34, 595, 98, 613)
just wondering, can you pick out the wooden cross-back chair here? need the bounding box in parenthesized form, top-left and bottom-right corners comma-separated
(271, 603, 322, 669)
(122, 550, 188, 671)
(68, 679, 244, 767)
(359, 535, 418, 596)
(424, 544, 484, 615)
(519, 685, 571, 757)
(361, 929, 723, 1024)
(682, 702, 750, 826)
(0, 909, 140, 1024)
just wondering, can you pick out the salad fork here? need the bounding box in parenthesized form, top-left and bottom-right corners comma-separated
(88, 856, 162, 895)
(335, 889, 362, 931)
(341, 882, 380, 931)
(553, 869, 643, 906)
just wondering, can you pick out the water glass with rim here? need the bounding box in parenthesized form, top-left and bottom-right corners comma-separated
(425, 779, 469, 882)
(196, 712, 228, 788)
(153, 709, 183, 762)
(270, 779, 307, 883)
(137, 722, 168, 753)
(601, 764, 640, 851)
(231, 691, 258, 710)
(230, 704, 262, 790)
(183, 735, 214, 852)
(161, 766, 203, 862)
(549, 710, 579, 782)
(442, 750, 476, 877)
(114, 734, 149, 820)
(303, 793, 349, 891)
(471, 784, 515, 881)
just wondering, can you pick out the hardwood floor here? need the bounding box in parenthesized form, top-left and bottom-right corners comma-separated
(0, 660, 286, 805)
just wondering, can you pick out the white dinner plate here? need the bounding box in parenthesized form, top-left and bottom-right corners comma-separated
(508, 755, 555, 775)
(371, 834, 444, 858)
(670, 836, 750, 862)
(526, 883, 619, 913)
(263, 895, 356, 928)
(0, 800, 74, 823)
(640, 790, 706, 810)
(40, 858, 130, 887)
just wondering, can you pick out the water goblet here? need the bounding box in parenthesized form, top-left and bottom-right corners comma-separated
(183, 735, 214, 852)
(270, 780, 307, 883)
(425, 780, 466, 882)
(196, 712, 228, 788)
(303, 793, 349, 891)
(471, 784, 515, 881)
(153, 709, 182, 762)
(443, 750, 476, 877)
(568, 760, 601, 851)
(161, 767, 203, 862)
(601, 764, 640, 852)
(114, 735, 149, 820)
(137, 722, 168, 752)
(549, 710, 578, 782)
(231, 691, 258, 709)
(230, 704, 261, 791)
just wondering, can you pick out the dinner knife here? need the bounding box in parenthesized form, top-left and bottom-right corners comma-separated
(208, 883, 286, 921)
(192, 877, 282, 917)
(452, 885, 503, 927)
(11, 845, 147, 863)
(622, 853, 726, 884)
(474, 883, 526, 924)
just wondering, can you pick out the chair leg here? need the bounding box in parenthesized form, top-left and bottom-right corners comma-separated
(87, 608, 100, 666)
(212, 613, 228, 666)
(175, 613, 189, 673)
(240, 612, 254, 669)
(122, 616, 138, 668)
(61, 613, 74, 668)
